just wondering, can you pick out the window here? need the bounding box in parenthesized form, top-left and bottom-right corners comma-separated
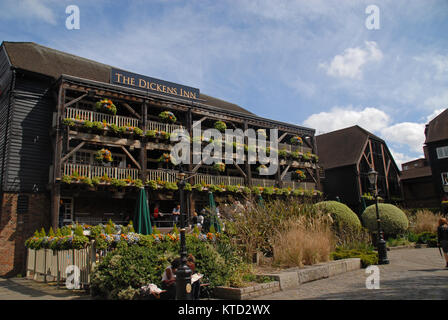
(60, 197, 74, 225)
(441, 172, 448, 186)
(436, 146, 448, 159)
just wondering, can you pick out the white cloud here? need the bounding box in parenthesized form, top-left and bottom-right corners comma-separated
(424, 89, 448, 110)
(303, 106, 390, 135)
(380, 122, 426, 154)
(426, 108, 445, 122)
(319, 41, 383, 79)
(389, 149, 421, 169)
(0, 0, 57, 25)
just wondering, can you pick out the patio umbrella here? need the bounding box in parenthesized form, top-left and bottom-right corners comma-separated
(134, 188, 152, 235)
(208, 192, 221, 233)
(257, 194, 265, 208)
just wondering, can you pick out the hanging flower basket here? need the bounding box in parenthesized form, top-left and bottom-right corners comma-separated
(95, 149, 113, 163)
(214, 121, 227, 132)
(292, 169, 306, 181)
(159, 111, 177, 123)
(213, 162, 226, 173)
(95, 99, 117, 115)
(157, 153, 173, 164)
(290, 136, 303, 145)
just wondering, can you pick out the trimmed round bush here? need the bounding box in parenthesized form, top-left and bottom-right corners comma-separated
(361, 203, 409, 236)
(314, 201, 362, 230)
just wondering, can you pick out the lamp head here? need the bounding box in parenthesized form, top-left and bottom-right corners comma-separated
(367, 167, 378, 187)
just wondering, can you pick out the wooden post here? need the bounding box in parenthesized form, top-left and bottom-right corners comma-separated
(244, 121, 252, 186)
(311, 136, 321, 191)
(51, 84, 65, 230)
(140, 102, 148, 181)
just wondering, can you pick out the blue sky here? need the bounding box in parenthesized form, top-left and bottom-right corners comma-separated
(1, 0, 447, 167)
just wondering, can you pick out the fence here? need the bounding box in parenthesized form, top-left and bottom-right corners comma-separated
(26, 243, 95, 289)
(147, 120, 184, 134)
(65, 107, 140, 128)
(194, 174, 245, 186)
(64, 163, 139, 180)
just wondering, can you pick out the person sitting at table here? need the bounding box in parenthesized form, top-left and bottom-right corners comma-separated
(187, 254, 201, 300)
(161, 257, 181, 300)
(172, 204, 181, 225)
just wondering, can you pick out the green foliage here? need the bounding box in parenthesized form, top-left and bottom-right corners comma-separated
(146, 130, 156, 138)
(415, 231, 438, 247)
(55, 228, 62, 237)
(62, 118, 75, 127)
(331, 247, 378, 268)
(128, 221, 135, 233)
(314, 201, 362, 230)
(84, 120, 93, 130)
(209, 224, 216, 234)
(39, 228, 46, 237)
(361, 203, 409, 237)
(61, 226, 72, 236)
(92, 121, 104, 132)
(72, 235, 89, 249)
(74, 225, 84, 236)
(152, 225, 161, 234)
(133, 127, 143, 136)
(172, 224, 179, 235)
(386, 235, 412, 247)
(48, 227, 55, 237)
(193, 225, 200, 235)
(214, 121, 227, 132)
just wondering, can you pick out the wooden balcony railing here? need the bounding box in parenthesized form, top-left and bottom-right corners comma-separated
(146, 169, 178, 182)
(147, 120, 184, 134)
(65, 107, 140, 128)
(251, 178, 277, 188)
(64, 163, 139, 180)
(194, 174, 245, 186)
(282, 181, 316, 190)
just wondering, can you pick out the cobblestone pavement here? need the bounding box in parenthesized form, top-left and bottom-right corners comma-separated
(0, 277, 90, 300)
(252, 248, 448, 300)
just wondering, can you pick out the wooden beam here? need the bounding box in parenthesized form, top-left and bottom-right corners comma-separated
(305, 167, 318, 184)
(233, 161, 247, 178)
(64, 93, 88, 109)
(61, 141, 85, 163)
(122, 102, 141, 119)
(68, 131, 142, 148)
(192, 116, 207, 128)
(192, 159, 203, 173)
(121, 146, 141, 170)
(381, 143, 390, 198)
(280, 164, 291, 180)
(368, 140, 375, 170)
(277, 132, 288, 144)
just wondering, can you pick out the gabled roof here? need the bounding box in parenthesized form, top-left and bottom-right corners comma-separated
(425, 108, 448, 144)
(1, 41, 254, 116)
(400, 166, 432, 180)
(316, 125, 394, 171)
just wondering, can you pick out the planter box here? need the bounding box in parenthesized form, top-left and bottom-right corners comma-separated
(213, 281, 280, 300)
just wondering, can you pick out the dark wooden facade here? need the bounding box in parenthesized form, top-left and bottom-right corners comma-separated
(316, 125, 402, 214)
(424, 109, 448, 208)
(0, 42, 322, 274)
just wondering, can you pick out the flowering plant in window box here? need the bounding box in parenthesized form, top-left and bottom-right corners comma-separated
(159, 111, 177, 123)
(213, 162, 226, 173)
(95, 148, 113, 163)
(290, 136, 303, 145)
(157, 153, 173, 164)
(95, 99, 117, 115)
(214, 121, 227, 132)
(292, 169, 306, 181)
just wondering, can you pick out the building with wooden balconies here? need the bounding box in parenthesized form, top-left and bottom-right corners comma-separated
(0, 42, 322, 275)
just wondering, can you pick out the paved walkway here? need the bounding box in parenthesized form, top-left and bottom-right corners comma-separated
(252, 248, 448, 300)
(0, 277, 90, 300)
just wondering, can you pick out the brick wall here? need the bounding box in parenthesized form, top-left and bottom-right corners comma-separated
(0, 192, 50, 276)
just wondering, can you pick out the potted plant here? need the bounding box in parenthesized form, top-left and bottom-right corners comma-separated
(214, 121, 227, 133)
(292, 169, 306, 181)
(213, 162, 225, 173)
(159, 111, 177, 123)
(290, 136, 303, 145)
(95, 149, 113, 164)
(95, 99, 117, 115)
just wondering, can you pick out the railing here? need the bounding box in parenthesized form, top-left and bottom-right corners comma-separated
(26, 246, 94, 288)
(278, 143, 312, 153)
(282, 181, 316, 190)
(147, 120, 183, 134)
(65, 107, 140, 128)
(194, 174, 245, 186)
(64, 163, 139, 180)
(146, 169, 178, 182)
(251, 178, 277, 188)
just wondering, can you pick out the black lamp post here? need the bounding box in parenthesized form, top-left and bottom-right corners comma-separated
(367, 167, 389, 265)
(162, 166, 197, 299)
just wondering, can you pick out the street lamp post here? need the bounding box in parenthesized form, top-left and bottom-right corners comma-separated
(367, 167, 389, 265)
(161, 166, 197, 300)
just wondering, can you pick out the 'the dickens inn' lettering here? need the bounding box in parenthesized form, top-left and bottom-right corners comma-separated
(111, 68, 200, 100)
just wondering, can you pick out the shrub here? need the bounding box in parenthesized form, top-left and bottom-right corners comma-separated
(314, 201, 362, 231)
(272, 216, 334, 267)
(330, 247, 378, 268)
(409, 209, 442, 234)
(416, 231, 438, 247)
(361, 203, 409, 237)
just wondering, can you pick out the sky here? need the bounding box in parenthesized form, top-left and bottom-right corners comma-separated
(1, 0, 447, 168)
